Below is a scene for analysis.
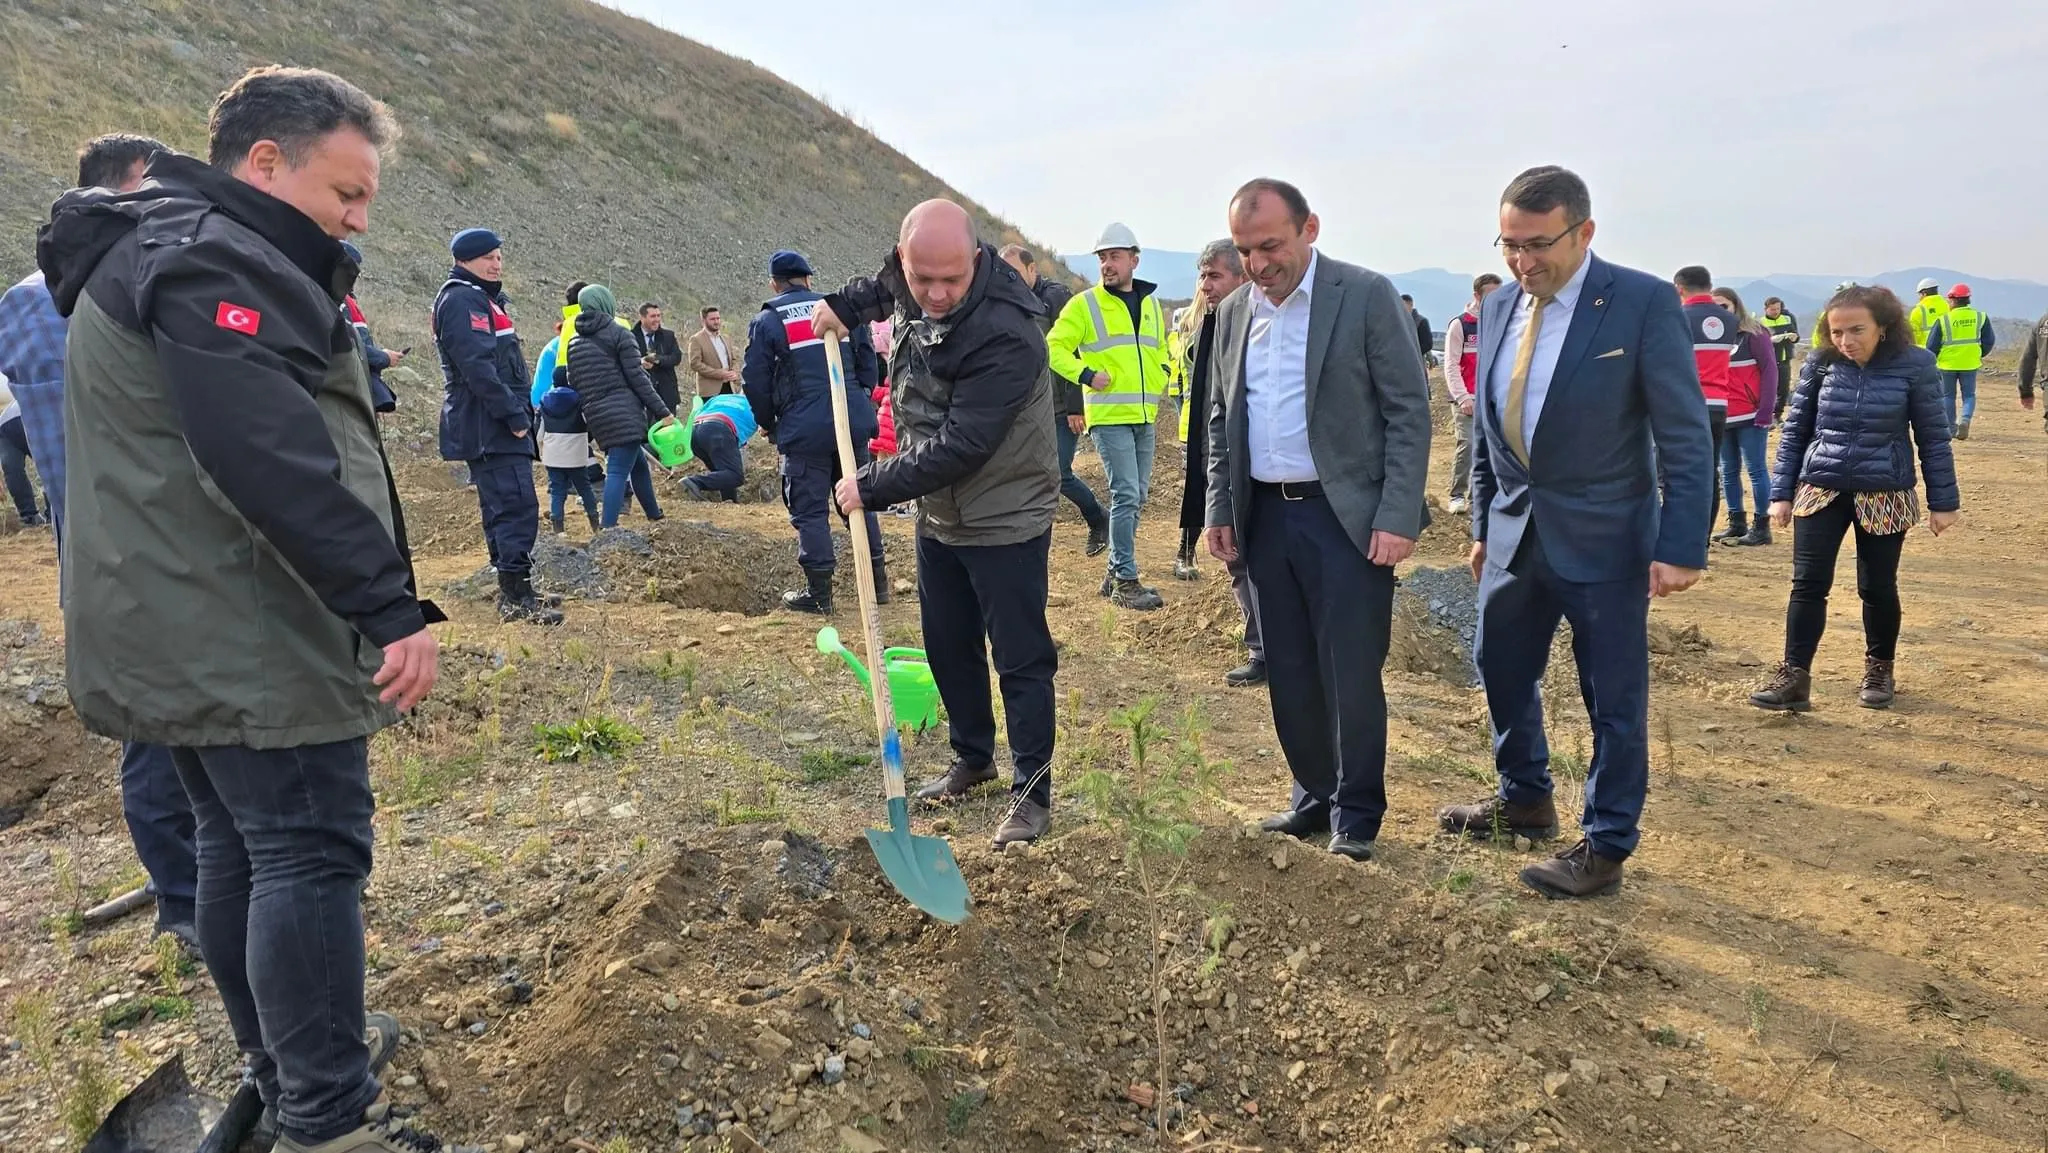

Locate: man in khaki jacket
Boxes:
[687,305,739,398]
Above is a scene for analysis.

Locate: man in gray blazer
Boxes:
[1204,179,1433,861]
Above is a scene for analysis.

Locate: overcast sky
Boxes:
[620,0,2047,280]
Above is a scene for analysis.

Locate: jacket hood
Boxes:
[539,386,582,418]
[1099,278,1160,299]
[573,307,614,337]
[37,185,156,316]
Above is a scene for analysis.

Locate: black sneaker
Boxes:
[1084,522,1108,558]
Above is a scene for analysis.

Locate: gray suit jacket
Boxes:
[1204,252,1433,555]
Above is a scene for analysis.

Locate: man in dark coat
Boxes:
[1001,244,1107,555]
[1178,241,1264,687]
[631,301,685,412]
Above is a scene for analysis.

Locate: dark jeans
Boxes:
[1054,420,1107,529]
[1475,521,1651,860]
[170,739,379,1144]
[1243,487,1393,839]
[917,530,1058,806]
[470,453,539,576]
[691,418,745,500]
[120,742,196,925]
[781,451,881,572]
[545,466,598,523]
[1720,422,1769,517]
[0,416,40,521]
[601,443,660,527]
[1704,406,1727,538]
[1784,492,1905,668]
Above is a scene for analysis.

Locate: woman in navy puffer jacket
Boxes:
[1751,286,1959,713]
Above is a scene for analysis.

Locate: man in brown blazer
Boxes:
[688,305,740,398]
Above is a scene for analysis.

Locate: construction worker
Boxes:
[742,249,886,613]
[1906,277,1950,349]
[1048,223,1172,611]
[1758,296,1799,419]
[1926,284,1995,439]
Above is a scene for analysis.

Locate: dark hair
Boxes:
[701,305,720,318]
[1472,273,1503,293]
[1500,165,1591,223]
[639,302,661,316]
[566,281,589,305]
[1673,266,1713,293]
[1816,285,1913,362]
[1763,296,1784,308]
[77,134,168,189]
[1229,178,1311,230]
[1399,294,1414,303]
[207,66,398,170]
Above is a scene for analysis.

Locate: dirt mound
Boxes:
[606,520,802,616]
[0,620,94,831]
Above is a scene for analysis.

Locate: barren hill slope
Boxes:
[0,0,1059,328]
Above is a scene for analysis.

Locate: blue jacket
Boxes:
[531,335,562,407]
[1770,346,1957,510]
[433,267,533,461]
[741,286,878,459]
[1472,253,1715,581]
[697,392,758,446]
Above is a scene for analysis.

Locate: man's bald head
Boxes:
[898,199,980,319]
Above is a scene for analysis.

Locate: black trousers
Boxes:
[691,418,745,500]
[470,453,538,576]
[1784,492,1905,668]
[917,530,1058,806]
[1243,487,1394,839]
[1705,405,1727,534]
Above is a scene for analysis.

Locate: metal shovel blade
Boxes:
[82,1054,258,1153]
[864,796,970,924]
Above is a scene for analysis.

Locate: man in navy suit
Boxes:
[1438,166,1713,899]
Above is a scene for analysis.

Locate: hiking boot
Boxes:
[585,509,601,532]
[1437,794,1560,842]
[1084,521,1108,558]
[1519,838,1624,899]
[548,512,564,535]
[21,512,49,528]
[275,1099,447,1153]
[496,572,563,626]
[871,560,892,606]
[1737,520,1772,546]
[914,761,998,803]
[1954,418,1970,441]
[993,797,1051,848]
[1749,662,1811,711]
[1173,555,1201,581]
[1110,578,1164,611]
[1224,658,1267,687]
[254,1015,406,1151]
[1099,571,1159,598]
[1858,657,1896,709]
[781,567,834,615]
[1716,510,1748,543]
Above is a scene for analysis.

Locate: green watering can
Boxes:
[646,398,704,469]
[816,627,941,735]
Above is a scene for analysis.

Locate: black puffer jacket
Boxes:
[1031,278,1083,419]
[565,309,671,450]
[1771,345,1957,510]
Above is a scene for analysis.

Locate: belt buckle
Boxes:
[1282,482,1304,502]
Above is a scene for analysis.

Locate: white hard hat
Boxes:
[1092,222,1140,253]
[1916,277,1939,292]
[1835,280,1857,291]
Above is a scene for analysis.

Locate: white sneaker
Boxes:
[1448,497,1470,514]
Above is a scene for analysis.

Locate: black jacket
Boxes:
[740,287,878,459]
[631,324,683,409]
[566,308,672,450]
[1412,310,1433,358]
[1029,278,1083,418]
[433,266,532,461]
[1179,306,1221,531]
[1772,345,1957,509]
[824,244,1058,545]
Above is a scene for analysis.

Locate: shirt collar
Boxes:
[1254,249,1318,313]
[1536,251,1593,311]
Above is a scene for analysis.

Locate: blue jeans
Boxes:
[0,417,41,521]
[546,466,598,523]
[1090,423,1155,581]
[1054,421,1106,529]
[120,743,196,926]
[1719,422,1770,517]
[601,443,660,527]
[170,739,380,1143]
[1940,369,1977,430]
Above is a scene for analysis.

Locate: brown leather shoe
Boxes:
[914,761,998,803]
[992,797,1050,847]
[1749,662,1811,711]
[1519,839,1624,899]
[1437,794,1559,842]
[1858,658,1895,709]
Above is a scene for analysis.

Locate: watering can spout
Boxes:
[815,626,874,691]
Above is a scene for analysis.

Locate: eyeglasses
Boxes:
[1493,221,1585,256]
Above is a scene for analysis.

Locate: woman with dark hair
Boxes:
[1751,286,1959,712]
[1711,286,1777,546]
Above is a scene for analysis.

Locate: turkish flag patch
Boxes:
[470,312,492,332]
[214,302,261,336]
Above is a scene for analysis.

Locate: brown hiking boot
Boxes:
[914,761,998,803]
[1749,662,1811,711]
[1520,838,1624,899]
[1437,794,1559,842]
[275,1100,446,1153]
[992,797,1051,848]
[1858,658,1895,709]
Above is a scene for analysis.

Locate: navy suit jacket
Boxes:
[1471,254,1713,583]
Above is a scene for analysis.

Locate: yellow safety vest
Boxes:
[1934,306,1985,371]
[1047,284,1169,429]
[1907,294,1950,349]
[1758,311,1795,361]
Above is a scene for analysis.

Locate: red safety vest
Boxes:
[1456,310,1480,396]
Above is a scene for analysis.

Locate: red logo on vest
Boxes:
[214,302,261,336]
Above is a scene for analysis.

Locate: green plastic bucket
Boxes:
[815,627,941,734]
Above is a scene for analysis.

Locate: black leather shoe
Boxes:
[914,761,998,803]
[1328,834,1376,861]
[1085,522,1108,557]
[1258,807,1329,839]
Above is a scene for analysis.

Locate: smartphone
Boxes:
[398,346,412,356]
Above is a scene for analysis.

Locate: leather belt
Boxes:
[1253,479,1324,501]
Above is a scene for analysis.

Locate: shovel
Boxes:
[823,336,970,924]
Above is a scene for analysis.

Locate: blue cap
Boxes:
[340,240,362,264]
[769,249,813,278]
[451,228,503,262]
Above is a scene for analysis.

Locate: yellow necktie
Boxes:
[1503,295,1553,466]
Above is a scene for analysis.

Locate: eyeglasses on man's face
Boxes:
[1493,221,1585,256]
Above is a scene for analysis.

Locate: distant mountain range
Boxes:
[1063,253,2048,334]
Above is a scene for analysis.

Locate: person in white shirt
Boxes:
[689,306,740,398]
[0,370,47,527]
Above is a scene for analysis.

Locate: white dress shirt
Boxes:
[1245,250,1319,483]
[1487,252,1593,455]
[711,333,730,369]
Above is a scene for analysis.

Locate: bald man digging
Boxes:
[812,200,1062,847]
